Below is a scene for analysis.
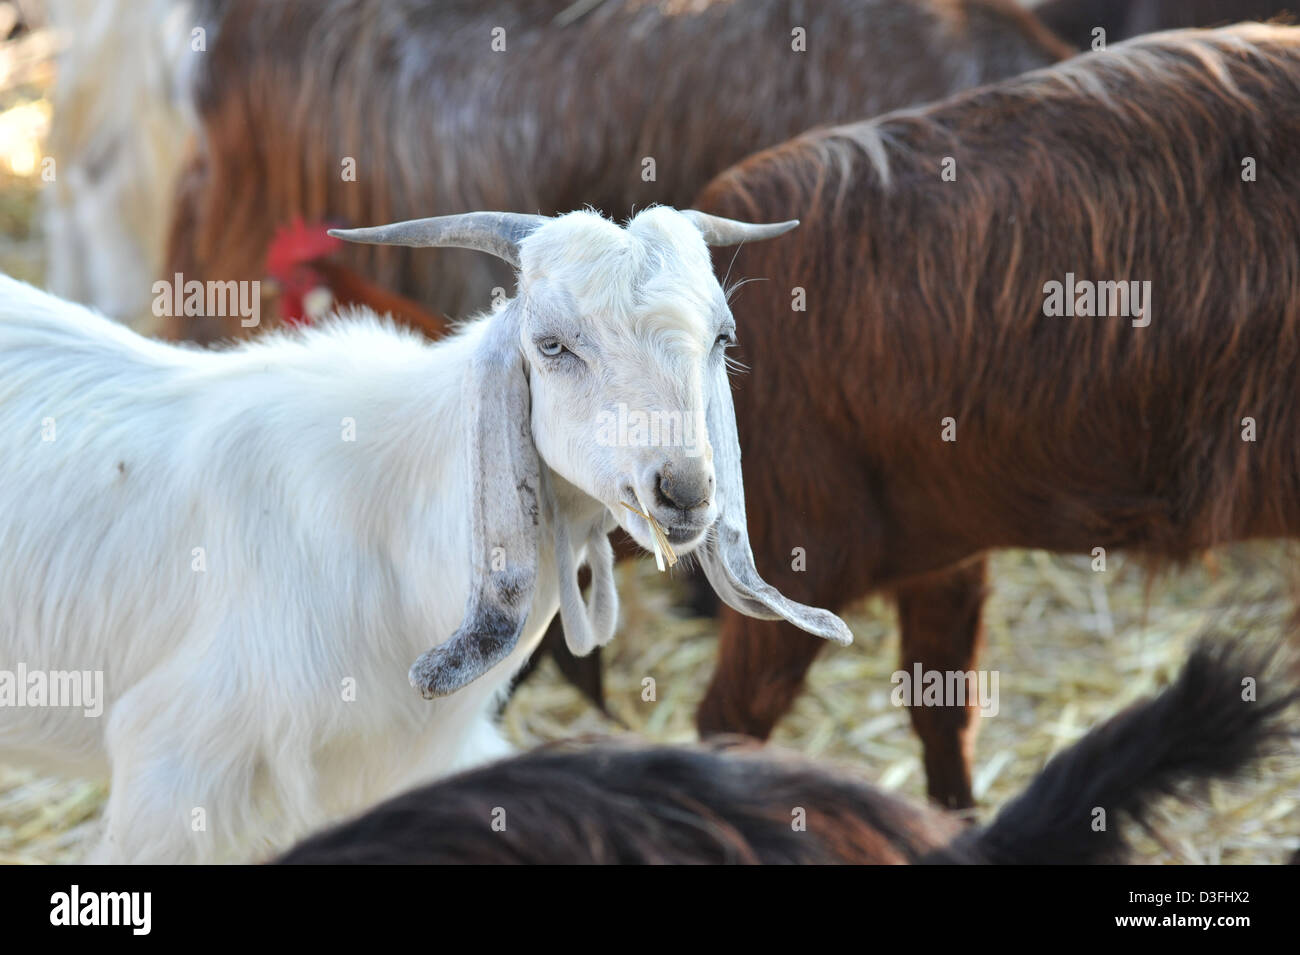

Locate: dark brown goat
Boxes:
[1035,0,1296,51]
[277,640,1297,864]
[164,0,1069,344]
[689,24,1300,808]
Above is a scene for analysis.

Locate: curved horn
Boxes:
[328,212,548,266]
[682,211,799,247]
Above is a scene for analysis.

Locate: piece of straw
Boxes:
[621,495,678,571]
[628,488,665,571]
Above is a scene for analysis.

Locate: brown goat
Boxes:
[689,24,1300,808]
[277,639,1298,864]
[164,0,1070,344]
[1034,0,1296,51]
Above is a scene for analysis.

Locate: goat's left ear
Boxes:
[697,362,854,647]
[408,303,542,698]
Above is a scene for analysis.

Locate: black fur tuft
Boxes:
[948,639,1299,864]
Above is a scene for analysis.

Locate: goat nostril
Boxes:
[654,472,675,510]
[656,470,709,511]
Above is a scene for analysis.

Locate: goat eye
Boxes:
[539,339,565,357]
[715,332,736,348]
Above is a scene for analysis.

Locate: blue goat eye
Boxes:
[539,340,565,357]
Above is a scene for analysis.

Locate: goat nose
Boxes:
[655,466,713,511]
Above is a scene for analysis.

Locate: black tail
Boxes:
[949,639,1299,864]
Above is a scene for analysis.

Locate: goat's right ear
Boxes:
[408,304,542,699]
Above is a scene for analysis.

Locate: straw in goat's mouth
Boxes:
[621,493,678,571]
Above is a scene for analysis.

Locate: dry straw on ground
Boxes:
[503,543,1300,865]
[8,542,1299,864]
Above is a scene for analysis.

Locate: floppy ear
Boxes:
[697,361,854,646]
[582,528,619,649]
[408,303,542,698]
[548,471,619,658]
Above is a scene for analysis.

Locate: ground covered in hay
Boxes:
[505,545,1300,865]
[5,545,1298,864]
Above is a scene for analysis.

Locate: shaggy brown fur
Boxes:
[690,25,1300,807]
[163,0,1069,344]
[1036,0,1296,51]
[277,640,1298,864]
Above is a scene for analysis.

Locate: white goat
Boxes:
[0,206,851,863]
[43,0,197,321]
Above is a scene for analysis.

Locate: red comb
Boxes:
[266,218,343,280]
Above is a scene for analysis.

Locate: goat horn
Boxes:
[682,211,799,246]
[328,212,548,267]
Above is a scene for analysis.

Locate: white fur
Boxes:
[0,208,729,862]
[0,206,853,862]
[518,207,727,551]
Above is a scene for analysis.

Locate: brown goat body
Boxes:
[690,25,1300,807]
[164,0,1069,343]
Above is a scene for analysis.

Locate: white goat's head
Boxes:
[332,207,852,698]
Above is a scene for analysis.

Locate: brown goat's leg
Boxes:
[697,611,826,739]
[895,557,989,810]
